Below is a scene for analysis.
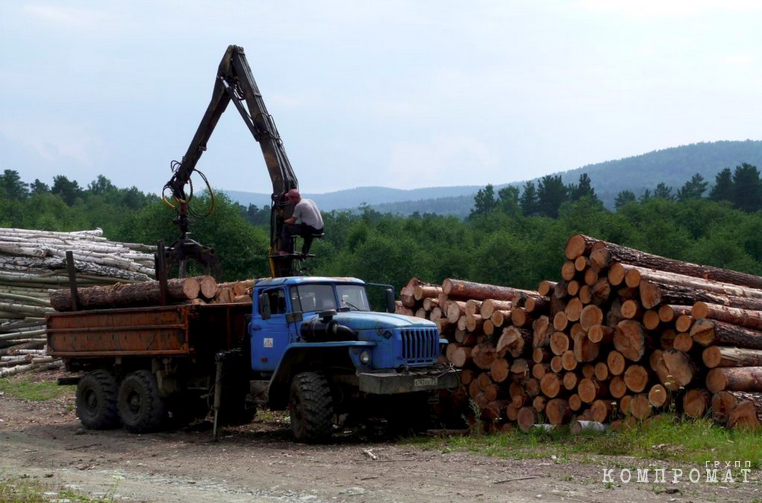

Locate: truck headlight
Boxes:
[359,350,371,365]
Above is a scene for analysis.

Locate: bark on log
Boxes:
[443,279,537,302]
[728,401,762,430]
[414,284,443,301]
[691,318,762,349]
[703,346,762,368]
[570,235,762,289]
[692,302,762,331]
[707,367,762,393]
[49,277,206,311]
[524,296,548,314]
[640,280,762,311]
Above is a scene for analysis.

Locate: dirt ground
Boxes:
[1,375,760,503]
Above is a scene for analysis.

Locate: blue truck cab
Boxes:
[249,276,459,442]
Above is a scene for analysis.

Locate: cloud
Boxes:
[0,119,100,166]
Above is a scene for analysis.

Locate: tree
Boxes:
[614,190,636,210]
[497,185,521,216]
[570,173,597,201]
[732,163,762,213]
[639,189,652,203]
[653,182,674,200]
[677,173,708,201]
[537,175,568,218]
[51,175,83,205]
[87,175,117,196]
[520,181,539,216]
[30,179,49,195]
[470,184,497,218]
[709,168,734,203]
[0,170,28,200]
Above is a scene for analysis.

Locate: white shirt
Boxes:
[293,198,324,229]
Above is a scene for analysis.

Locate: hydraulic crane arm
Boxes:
[162,45,302,278]
[165,45,298,203]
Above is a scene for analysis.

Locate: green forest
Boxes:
[1,165,762,292]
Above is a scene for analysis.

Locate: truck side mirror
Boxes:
[385,288,396,313]
[260,293,271,320]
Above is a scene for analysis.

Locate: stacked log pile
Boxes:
[0,227,157,377]
[399,234,762,431]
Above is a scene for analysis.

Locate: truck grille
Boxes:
[400,328,439,364]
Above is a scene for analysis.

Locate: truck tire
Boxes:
[76,370,120,430]
[117,370,168,433]
[289,372,334,443]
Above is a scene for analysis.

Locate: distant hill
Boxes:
[224,140,762,217]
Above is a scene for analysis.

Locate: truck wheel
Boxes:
[289,372,334,443]
[117,370,167,433]
[76,370,120,429]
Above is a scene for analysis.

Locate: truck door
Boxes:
[251,287,290,372]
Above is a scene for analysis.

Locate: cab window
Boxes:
[289,284,337,313]
[259,288,287,316]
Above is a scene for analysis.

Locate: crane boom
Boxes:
[163,45,304,278]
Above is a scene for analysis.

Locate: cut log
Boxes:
[490,358,510,383]
[525,377,540,396]
[728,401,762,430]
[532,363,550,380]
[538,280,557,297]
[661,349,697,388]
[643,310,660,330]
[545,398,571,425]
[561,261,577,281]
[532,347,551,363]
[683,388,711,418]
[590,246,611,271]
[591,278,612,305]
[414,284,443,301]
[567,280,580,296]
[550,332,570,355]
[623,365,650,393]
[423,297,439,311]
[578,378,607,403]
[483,320,495,336]
[532,315,551,349]
[673,332,693,352]
[450,347,472,368]
[711,391,739,424]
[579,305,603,332]
[630,394,652,420]
[517,406,538,432]
[594,362,609,382]
[660,329,677,350]
[613,320,650,362]
[496,326,532,358]
[607,350,626,376]
[524,296,548,314]
[675,314,693,333]
[198,276,218,300]
[619,394,633,415]
[533,395,548,412]
[606,299,625,327]
[590,400,615,423]
[565,235,598,260]
[490,309,511,328]
[572,235,762,289]
[587,324,614,344]
[471,342,498,369]
[443,279,537,302]
[561,350,578,371]
[460,369,475,385]
[540,373,562,398]
[563,372,579,391]
[691,319,762,349]
[550,356,564,373]
[707,367,762,393]
[465,299,482,317]
[565,298,583,322]
[480,299,513,319]
[640,280,762,311]
[553,312,568,332]
[648,384,668,408]
[609,376,627,398]
[510,308,529,327]
[620,300,643,320]
[573,335,600,363]
[466,314,484,333]
[578,285,592,305]
[658,304,691,323]
[49,276,208,311]
[574,255,590,272]
[692,303,762,331]
[703,346,762,368]
[447,301,467,323]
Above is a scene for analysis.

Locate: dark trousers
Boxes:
[282,223,322,254]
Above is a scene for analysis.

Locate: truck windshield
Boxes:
[336,285,370,311]
[290,284,337,313]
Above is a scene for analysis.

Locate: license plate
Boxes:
[414,377,437,388]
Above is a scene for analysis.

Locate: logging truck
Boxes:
[47,277,458,442]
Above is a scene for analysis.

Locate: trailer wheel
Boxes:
[76,370,120,430]
[289,372,334,443]
[117,370,167,433]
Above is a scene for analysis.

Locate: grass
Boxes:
[0,477,115,503]
[406,414,762,469]
[0,377,74,401]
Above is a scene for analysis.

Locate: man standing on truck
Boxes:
[280,189,324,256]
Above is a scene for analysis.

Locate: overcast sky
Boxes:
[1,1,761,195]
